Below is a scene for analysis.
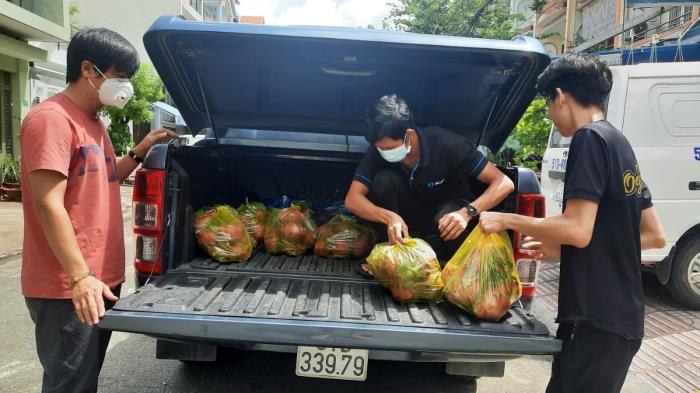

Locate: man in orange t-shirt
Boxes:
[21,28,175,393]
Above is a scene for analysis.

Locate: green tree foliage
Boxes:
[530,0,548,12]
[103,64,165,155]
[383,1,550,171]
[510,98,552,170]
[384,0,523,39]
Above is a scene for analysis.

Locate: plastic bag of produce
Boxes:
[264,204,318,256]
[194,205,253,262]
[237,200,269,248]
[442,225,522,321]
[366,238,444,303]
[314,215,376,259]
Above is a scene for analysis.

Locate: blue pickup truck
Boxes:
[101,15,561,385]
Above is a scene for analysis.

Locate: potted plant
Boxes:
[0,156,5,200]
[1,155,21,201]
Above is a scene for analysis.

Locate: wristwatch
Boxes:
[69,270,96,289]
[466,204,479,218]
[128,149,144,164]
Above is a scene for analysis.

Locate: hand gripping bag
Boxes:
[366,238,444,303]
[442,225,522,321]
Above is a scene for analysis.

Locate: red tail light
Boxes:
[515,194,546,298]
[133,169,165,276]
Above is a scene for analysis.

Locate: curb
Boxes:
[0,249,22,261]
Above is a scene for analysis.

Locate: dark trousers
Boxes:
[546,322,642,393]
[25,285,121,393]
[368,169,476,261]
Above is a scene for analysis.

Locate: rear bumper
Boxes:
[100,311,561,356]
[157,339,526,363]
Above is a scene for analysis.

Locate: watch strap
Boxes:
[128,149,144,163]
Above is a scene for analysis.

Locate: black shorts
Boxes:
[546,322,642,393]
[25,285,121,393]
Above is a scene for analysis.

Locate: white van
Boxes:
[541,61,700,310]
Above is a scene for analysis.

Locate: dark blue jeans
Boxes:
[25,285,121,393]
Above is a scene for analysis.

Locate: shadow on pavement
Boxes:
[99,334,477,393]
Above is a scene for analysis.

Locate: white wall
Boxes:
[581,0,617,43]
[72,0,185,64]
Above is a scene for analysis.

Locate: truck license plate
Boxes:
[295,346,368,381]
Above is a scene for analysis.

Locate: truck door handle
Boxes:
[690,181,700,190]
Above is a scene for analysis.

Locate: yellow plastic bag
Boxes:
[366,238,444,303]
[442,225,521,321]
[194,205,253,262]
[264,204,318,256]
[314,215,376,259]
[237,200,269,248]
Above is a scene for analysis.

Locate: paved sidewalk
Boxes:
[537,262,700,392]
[0,200,23,258]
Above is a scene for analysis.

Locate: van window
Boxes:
[549,126,571,148]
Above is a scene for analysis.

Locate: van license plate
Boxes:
[296,346,368,381]
[553,183,565,203]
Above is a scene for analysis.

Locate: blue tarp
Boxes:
[592,42,700,64]
[628,0,700,5]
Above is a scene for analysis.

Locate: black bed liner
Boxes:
[113,252,549,335]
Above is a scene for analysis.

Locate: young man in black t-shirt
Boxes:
[345,94,515,261]
[480,55,667,393]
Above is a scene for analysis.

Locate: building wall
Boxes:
[72,0,184,64]
[580,0,616,42]
[0,1,69,156]
[524,0,699,54]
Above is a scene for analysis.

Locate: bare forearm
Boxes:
[640,208,666,250]
[35,202,89,277]
[116,156,138,183]
[345,194,393,226]
[471,175,514,213]
[116,144,147,183]
[503,214,582,247]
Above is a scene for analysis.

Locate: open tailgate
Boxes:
[102,252,560,355]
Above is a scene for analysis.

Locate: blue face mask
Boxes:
[377,134,412,163]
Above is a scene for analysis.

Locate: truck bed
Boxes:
[102,251,560,356]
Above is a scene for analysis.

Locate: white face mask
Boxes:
[88,65,134,109]
[377,134,412,163]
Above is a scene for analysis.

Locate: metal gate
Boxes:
[0,71,12,156]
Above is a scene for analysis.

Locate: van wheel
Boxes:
[666,235,700,310]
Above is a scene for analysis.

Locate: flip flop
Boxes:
[357,263,373,278]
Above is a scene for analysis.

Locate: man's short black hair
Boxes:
[365,94,414,144]
[536,54,613,110]
[66,28,139,83]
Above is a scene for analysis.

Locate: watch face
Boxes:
[467,205,478,217]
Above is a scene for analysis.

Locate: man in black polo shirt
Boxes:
[344,94,515,260]
[479,55,667,393]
